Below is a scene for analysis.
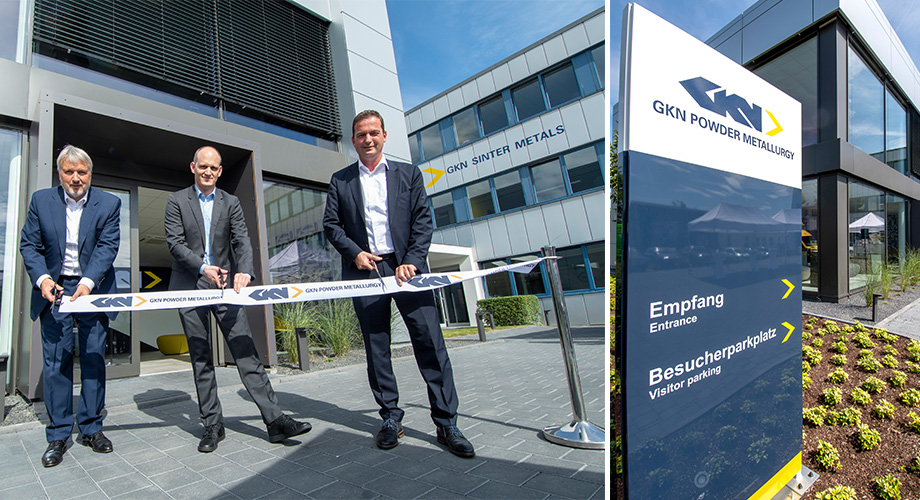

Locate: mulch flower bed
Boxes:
[803,314,920,499]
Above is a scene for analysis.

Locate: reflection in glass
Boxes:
[564,146,602,193]
[494,170,526,212]
[481,259,512,297]
[887,194,907,266]
[848,181,885,291]
[419,123,443,160]
[263,180,337,285]
[802,180,818,292]
[431,192,456,227]
[511,255,545,295]
[467,180,495,219]
[531,160,566,202]
[409,133,421,164]
[591,45,604,88]
[557,247,590,291]
[453,107,479,147]
[885,92,907,174]
[847,47,884,160]
[0,1,20,61]
[543,63,580,108]
[585,242,604,289]
[512,79,546,121]
[753,37,818,146]
[479,95,508,136]
[98,188,132,366]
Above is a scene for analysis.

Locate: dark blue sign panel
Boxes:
[622,151,801,498]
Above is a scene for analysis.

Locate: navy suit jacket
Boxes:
[20,186,121,321]
[323,160,433,280]
[164,186,255,291]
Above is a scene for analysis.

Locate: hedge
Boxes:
[476,295,543,326]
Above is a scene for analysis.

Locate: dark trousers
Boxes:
[178,276,283,427]
[352,257,459,428]
[40,275,108,442]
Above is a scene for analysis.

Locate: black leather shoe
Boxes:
[267,414,312,443]
[42,440,66,467]
[81,431,113,453]
[198,423,225,453]
[437,425,475,458]
[375,419,403,450]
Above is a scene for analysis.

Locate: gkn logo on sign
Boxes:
[679,77,783,137]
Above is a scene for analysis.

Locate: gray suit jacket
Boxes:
[164,185,255,291]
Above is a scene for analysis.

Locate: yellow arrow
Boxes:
[134,296,148,307]
[422,167,446,189]
[781,322,795,343]
[144,271,162,289]
[290,286,303,299]
[781,279,794,299]
[765,110,783,136]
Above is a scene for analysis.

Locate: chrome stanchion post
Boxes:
[539,246,605,449]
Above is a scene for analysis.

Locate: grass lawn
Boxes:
[441,325,522,339]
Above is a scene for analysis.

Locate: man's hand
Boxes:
[354,251,383,271]
[233,273,250,293]
[395,264,418,286]
[70,284,91,301]
[203,265,229,288]
[40,278,63,303]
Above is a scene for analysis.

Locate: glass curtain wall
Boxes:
[887,194,907,266]
[802,180,818,292]
[885,92,908,174]
[0,128,22,361]
[848,181,885,290]
[753,37,818,146]
[848,47,885,161]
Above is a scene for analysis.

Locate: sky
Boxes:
[385,0,604,111]
[608,0,920,104]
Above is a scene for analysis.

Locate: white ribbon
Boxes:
[58,258,545,313]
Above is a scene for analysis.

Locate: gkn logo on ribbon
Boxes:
[651,76,795,161]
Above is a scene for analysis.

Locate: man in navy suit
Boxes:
[20,146,121,467]
[323,110,474,458]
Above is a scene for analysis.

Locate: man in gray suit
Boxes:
[165,145,311,453]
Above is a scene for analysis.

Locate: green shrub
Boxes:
[863,376,886,394]
[828,368,849,384]
[803,360,812,373]
[882,354,899,369]
[907,339,920,353]
[824,321,841,334]
[802,330,812,342]
[854,321,868,332]
[823,387,843,406]
[273,302,317,365]
[827,407,861,426]
[850,387,872,406]
[858,349,873,359]
[803,346,822,366]
[874,400,896,419]
[889,370,908,387]
[908,412,920,433]
[856,423,881,450]
[830,354,847,366]
[906,361,920,374]
[882,344,898,357]
[814,485,856,500]
[909,453,920,473]
[476,295,542,326]
[853,332,876,348]
[857,355,882,373]
[313,298,362,357]
[803,373,812,390]
[815,440,841,471]
[909,351,920,363]
[811,337,823,348]
[803,407,826,427]
[900,389,920,407]
[830,341,848,354]
[873,474,901,500]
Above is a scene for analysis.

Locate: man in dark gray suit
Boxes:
[323,110,474,458]
[165,145,310,453]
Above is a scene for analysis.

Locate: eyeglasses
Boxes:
[196,165,220,172]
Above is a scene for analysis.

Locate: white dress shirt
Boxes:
[195,185,215,275]
[358,156,395,255]
[36,190,96,291]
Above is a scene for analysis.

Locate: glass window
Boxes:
[591,45,604,88]
[585,242,604,289]
[419,123,443,160]
[887,194,907,266]
[409,133,421,164]
[479,95,508,136]
[511,255,545,295]
[848,181,885,291]
[467,180,495,219]
[453,107,479,147]
[848,46,884,160]
[431,192,456,227]
[754,37,818,146]
[481,260,513,297]
[543,63,581,108]
[531,159,566,202]
[512,79,546,121]
[802,179,818,292]
[0,2,20,62]
[563,146,602,193]
[557,247,591,291]
[493,170,526,212]
[885,91,907,174]
[262,180,337,284]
